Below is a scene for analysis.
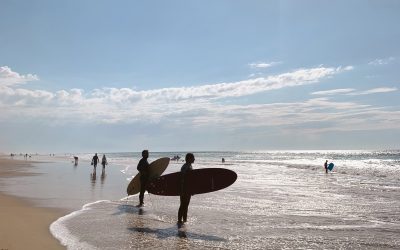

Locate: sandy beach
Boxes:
[0,157,65,250]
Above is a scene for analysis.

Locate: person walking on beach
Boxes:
[178,153,195,225]
[324,160,328,174]
[137,150,150,206]
[74,156,79,166]
[101,154,108,170]
[91,153,99,169]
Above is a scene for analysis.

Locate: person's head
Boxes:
[103,154,105,157]
[185,153,195,164]
[142,150,149,159]
[95,153,97,156]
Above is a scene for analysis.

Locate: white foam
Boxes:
[50,200,111,250]
[120,194,138,201]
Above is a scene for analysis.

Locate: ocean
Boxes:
[1,150,400,249]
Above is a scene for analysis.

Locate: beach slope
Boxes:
[0,158,65,250]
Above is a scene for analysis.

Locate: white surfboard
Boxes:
[126,157,170,195]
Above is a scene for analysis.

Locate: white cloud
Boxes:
[249,61,281,69]
[368,57,395,66]
[347,87,398,96]
[186,97,400,133]
[7,66,400,135]
[311,88,355,95]
[344,66,354,70]
[0,66,39,87]
[312,87,397,96]
[1,65,343,106]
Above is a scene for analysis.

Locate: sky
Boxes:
[1,0,399,153]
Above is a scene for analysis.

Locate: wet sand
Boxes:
[0,157,65,250]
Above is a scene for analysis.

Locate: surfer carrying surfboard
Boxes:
[137,150,150,206]
[178,153,195,225]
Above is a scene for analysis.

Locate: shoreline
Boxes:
[0,157,66,249]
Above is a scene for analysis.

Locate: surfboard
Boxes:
[147,168,237,196]
[328,162,334,171]
[126,157,170,195]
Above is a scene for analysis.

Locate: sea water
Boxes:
[1,150,400,249]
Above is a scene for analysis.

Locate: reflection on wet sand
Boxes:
[127,226,226,242]
[90,169,97,190]
[101,168,106,186]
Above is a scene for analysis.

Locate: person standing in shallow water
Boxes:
[324,160,328,174]
[137,150,150,206]
[178,153,195,225]
[92,153,99,170]
[101,154,108,170]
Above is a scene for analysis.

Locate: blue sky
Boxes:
[1,0,399,153]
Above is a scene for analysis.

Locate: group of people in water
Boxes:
[90,153,108,182]
[91,153,108,170]
[136,150,194,225]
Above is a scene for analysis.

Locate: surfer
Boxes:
[101,154,108,169]
[178,153,195,225]
[324,160,328,174]
[137,150,150,206]
[91,153,99,169]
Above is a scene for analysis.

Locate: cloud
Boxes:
[0,66,39,87]
[347,87,398,96]
[311,87,397,96]
[249,61,281,69]
[368,57,395,66]
[0,65,347,106]
[6,66,400,135]
[311,88,355,95]
[187,97,400,133]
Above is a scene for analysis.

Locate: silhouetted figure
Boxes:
[324,160,328,174]
[222,158,225,163]
[91,153,99,170]
[74,156,79,166]
[137,150,150,206]
[171,155,181,162]
[101,154,108,170]
[178,153,195,225]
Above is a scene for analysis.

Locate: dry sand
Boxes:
[0,157,65,250]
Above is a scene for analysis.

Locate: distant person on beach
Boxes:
[222,158,225,163]
[137,150,150,206]
[91,153,99,169]
[324,160,328,174]
[74,156,79,166]
[178,153,195,225]
[171,155,180,162]
[101,154,108,169]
